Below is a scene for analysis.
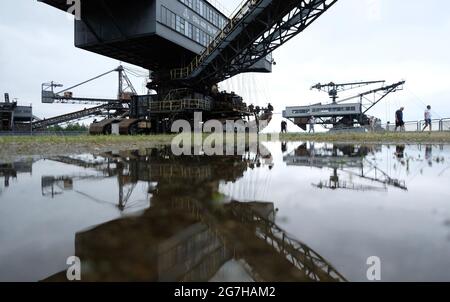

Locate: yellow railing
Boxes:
[149,99,212,112]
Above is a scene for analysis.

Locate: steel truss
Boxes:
[32,103,125,130]
[338,81,406,115]
[172,0,338,86]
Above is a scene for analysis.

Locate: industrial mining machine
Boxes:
[37,0,339,134]
[283,80,406,132]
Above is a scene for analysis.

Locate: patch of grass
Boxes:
[0,134,176,145]
[1,132,450,162]
[0,134,178,162]
[2,131,450,147]
[275,131,450,143]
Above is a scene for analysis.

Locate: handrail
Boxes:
[148,99,212,113]
[170,0,262,81]
[206,0,231,17]
[382,118,450,132]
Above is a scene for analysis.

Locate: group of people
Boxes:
[279,106,434,134]
[248,103,274,115]
[394,105,433,132]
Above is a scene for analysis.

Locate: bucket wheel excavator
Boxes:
[39,0,339,134]
[283,80,405,132]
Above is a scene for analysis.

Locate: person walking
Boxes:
[281,120,288,134]
[423,105,432,132]
[395,107,405,132]
[309,116,315,134]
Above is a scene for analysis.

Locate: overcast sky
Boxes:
[1,0,449,132]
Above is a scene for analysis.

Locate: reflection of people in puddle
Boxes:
[425,145,433,166]
[310,142,316,158]
[281,142,287,153]
[395,145,406,159]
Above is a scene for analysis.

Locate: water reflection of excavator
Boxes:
[0,160,34,195]
[43,147,345,282]
[284,143,408,191]
[41,155,145,211]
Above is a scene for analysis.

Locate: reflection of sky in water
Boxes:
[220,142,450,282]
[0,158,151,281]
[0,143,449,282]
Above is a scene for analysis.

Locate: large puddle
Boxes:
[1,142,450,282]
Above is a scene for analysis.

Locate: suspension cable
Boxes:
[56,68,119,94]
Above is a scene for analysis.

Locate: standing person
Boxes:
[281,120,288,134]
[369,116,375,132]
[395,145,406,160]
[281,141,287,153]
[395,107,405,132]
[425,144,433,166]
[423,105,432,132]
[309,116,315,134]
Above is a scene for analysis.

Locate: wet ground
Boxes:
[1,142,450,282]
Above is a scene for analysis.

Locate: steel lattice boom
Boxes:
[171,0,338,86]
[32,103,125,130]
[38,0,339,134]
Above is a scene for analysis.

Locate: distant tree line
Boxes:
[47,123,89,132]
